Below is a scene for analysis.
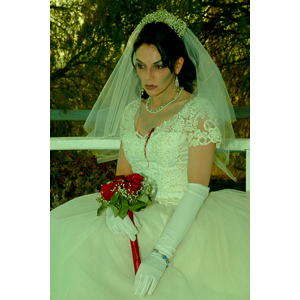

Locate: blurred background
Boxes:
[50,0,250,209]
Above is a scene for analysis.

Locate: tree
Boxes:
[50,0,249,139]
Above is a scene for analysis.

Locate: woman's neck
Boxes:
[150,79,177,107]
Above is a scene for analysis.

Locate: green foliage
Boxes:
[210,177,245,192]
[50,0,250,137]
[50,120,86,137]
[233,118,250,139]
[50,150,117,209]
[96,199,108,216]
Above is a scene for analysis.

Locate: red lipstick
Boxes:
[145,84,157,90]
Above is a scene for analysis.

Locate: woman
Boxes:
[51,10,250,299]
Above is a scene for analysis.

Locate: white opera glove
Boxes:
[106,207,141,241]
[134,183,209,297]
[134,252,166,297]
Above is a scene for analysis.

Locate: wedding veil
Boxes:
[84,10,237,181]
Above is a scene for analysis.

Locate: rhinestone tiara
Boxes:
[139,10,187,38]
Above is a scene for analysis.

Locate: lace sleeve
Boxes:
[186,98,223,148]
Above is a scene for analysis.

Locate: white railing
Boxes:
[50,137,250,192]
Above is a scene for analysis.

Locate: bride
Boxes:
[51,10,250,299]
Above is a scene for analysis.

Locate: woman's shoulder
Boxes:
[120,99,140,134]
[179,94,208,113]
[188,94,210,107]
[187,95,217,111]
[179,95,219,123]
[123,98,140,115]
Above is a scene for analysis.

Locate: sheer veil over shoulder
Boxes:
[84,10,236,180]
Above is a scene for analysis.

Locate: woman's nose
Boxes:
[146,68,154,80]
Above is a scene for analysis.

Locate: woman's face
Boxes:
[135,44,175,98]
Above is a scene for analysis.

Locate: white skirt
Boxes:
[50,189,250,299]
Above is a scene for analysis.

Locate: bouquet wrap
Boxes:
[127,210,141,274]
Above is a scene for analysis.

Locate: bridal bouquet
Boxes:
[96,173,153,218]
[96,173,153,273]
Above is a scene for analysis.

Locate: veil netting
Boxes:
[83,12,237,181]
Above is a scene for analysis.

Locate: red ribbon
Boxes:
[144,128,155,167]
[127,210,141,274]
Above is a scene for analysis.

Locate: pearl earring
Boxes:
[174,75,180,92]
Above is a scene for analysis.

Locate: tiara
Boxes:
[139,10,187,38]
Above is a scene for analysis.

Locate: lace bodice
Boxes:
[120,97,222,205]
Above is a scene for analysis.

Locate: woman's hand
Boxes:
[134,252,166,297]
[105,207,141,241]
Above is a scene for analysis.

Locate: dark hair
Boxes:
[131,22,196,97]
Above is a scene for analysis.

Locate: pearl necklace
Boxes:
[146,87,184,114]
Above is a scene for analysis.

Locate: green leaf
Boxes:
[137,194,148,204]
[134,205,147,212]
[97,202,107,216]
[110,193,120,205]
[119,196,129,219]
[110,204,120,217]
[129,201,146,212]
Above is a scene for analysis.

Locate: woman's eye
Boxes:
[137,63,145,69]
[155,65,164,69]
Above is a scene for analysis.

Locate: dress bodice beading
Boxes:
[120,97,223,206]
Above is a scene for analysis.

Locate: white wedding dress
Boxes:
[50,97,250,299]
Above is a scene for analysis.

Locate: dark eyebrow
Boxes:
[136,58,163,65]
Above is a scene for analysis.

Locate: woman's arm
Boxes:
[116,142,133,176]
[134,143,216,297]
[105,143,138,241]
[187,142,216,186]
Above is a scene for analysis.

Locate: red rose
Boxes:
[114,175,126,181]
[128,173,144,182]
[100,181,118,201]
[114,175,126,188]
[125,173,144,195]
